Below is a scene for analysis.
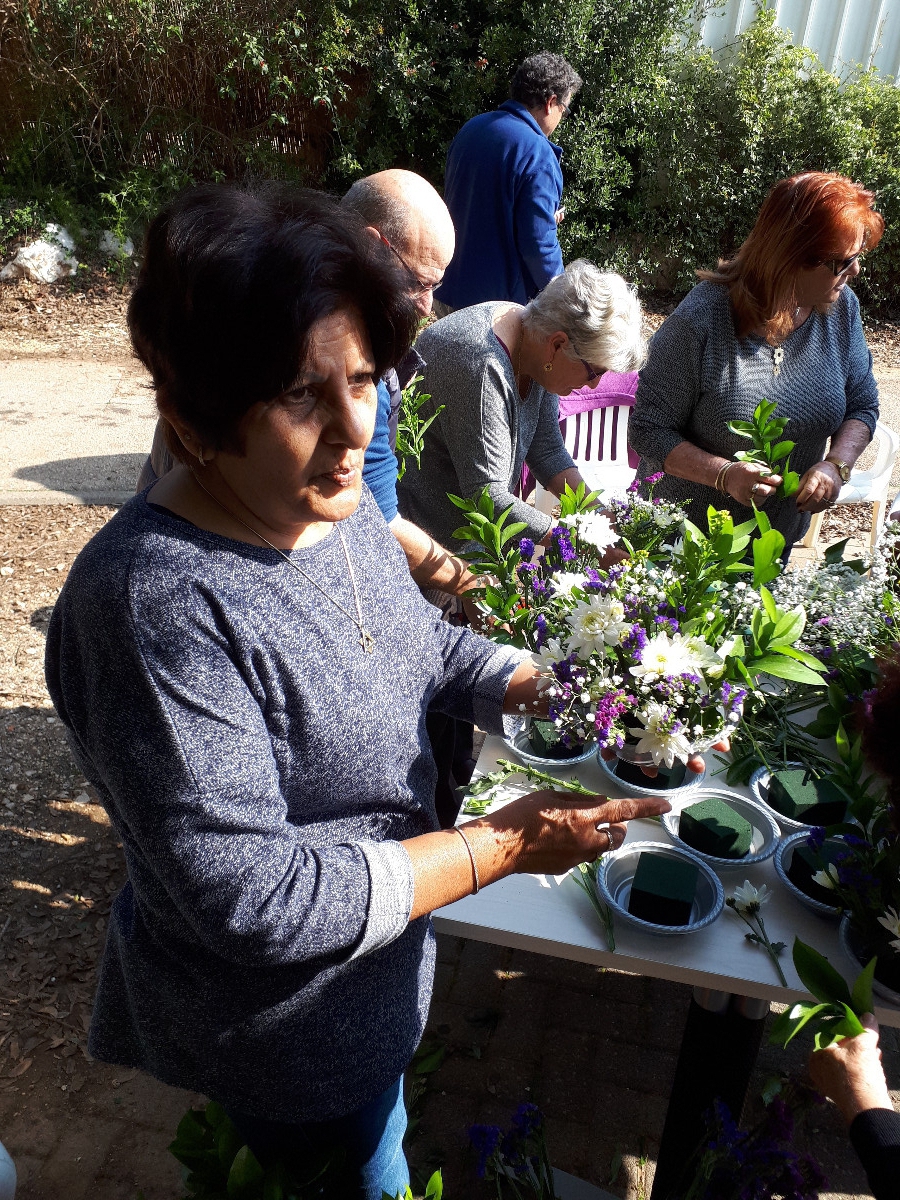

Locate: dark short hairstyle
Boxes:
[128,183,418,456]
[510,51,582,109]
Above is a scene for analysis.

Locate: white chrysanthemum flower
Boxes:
[630,632,695,681]
[531,637,568,676]
[568,511,617,551]
[682,635,724,676]
[626,702,691,767]
[732,881,770,914]
[878,906,900,938]
[551,571,586,598]
[812,864,840,891]
[566,595,629,657]
[661,537,685,557]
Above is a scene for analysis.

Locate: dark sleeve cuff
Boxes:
[849,1107,900,1200]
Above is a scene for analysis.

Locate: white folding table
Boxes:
[434,735,900,1197]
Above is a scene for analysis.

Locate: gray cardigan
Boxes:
[628,282,879,546]
[396,303,575,546]
[45,488,524,1122]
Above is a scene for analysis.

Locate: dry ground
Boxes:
[0,271,897,1198]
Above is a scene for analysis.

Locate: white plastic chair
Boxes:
[799,419,900,551]
[533,403,637,514]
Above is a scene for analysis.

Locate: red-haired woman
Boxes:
[629,172,883,552]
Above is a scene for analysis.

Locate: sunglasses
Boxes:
[823,248,865,276]
[579,357,604,383]
[379,234,441,298]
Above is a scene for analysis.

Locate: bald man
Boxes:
[340,170,474,598]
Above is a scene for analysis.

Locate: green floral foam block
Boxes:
[628,853,698,926]
[680,797,752,859]
[767,770,848,826]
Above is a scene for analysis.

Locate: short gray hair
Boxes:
[523,260,646,374]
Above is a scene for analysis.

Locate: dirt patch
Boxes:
[0,267,134,362]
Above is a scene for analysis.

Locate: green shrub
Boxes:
[3,0,900,306]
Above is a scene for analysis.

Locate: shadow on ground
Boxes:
[14,456,145,500]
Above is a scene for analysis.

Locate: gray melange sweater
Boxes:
[396,302,575,547]
[44,488,524,1122]
[628,282,879,547]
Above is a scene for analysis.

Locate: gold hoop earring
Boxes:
[543,362,553,373]
[197,447,206,467]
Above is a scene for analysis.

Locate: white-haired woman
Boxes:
[396,259,645,548]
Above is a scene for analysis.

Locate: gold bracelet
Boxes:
[717,461,737,495]
[455,826,480,894]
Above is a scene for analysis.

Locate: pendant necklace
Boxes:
[190,470,375,653]
[772,307,802,378]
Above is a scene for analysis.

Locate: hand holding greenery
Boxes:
[727,399,800,500]
[770,938,875,1050]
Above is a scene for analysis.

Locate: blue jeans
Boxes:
[225,1077,409,1200]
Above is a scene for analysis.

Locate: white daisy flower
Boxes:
[630,632,695,681]
[551,571,586,598]
[732,881,770,914]
[566,596,629,657]
[626,702,691,768]
[812,864,840,890]
[531,637,568,676]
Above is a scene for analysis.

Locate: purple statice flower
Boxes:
[511,1101,543,1139]
[535,613,548,649]
[654,615,680,634]
[516,562,538,582]
[584,568,604,591]
[468,1124,502,1178]
[646,471,664,485]
[805,826,826,852]
[518,536,535,559]
[532,578,549,598]
[620,624,648,657]
[814,616,832,627]
[823,668,841,683]
[550,526,576,562]
[594,688,635,746]
[720,681,747,713]
[626,476,641,494]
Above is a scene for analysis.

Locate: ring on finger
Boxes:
[750,482,761,496]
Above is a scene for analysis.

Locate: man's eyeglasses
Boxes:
[823,249,865,276]
[379,234,440,298]
[579,357,604,383]
[556,97,571,117]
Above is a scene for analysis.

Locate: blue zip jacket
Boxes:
[437,100,564,308]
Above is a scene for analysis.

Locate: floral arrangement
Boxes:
[452,486,823,766]
[468,1103,558,1199]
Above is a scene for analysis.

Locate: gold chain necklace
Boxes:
[190,470,375,653]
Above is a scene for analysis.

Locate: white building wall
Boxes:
[696,0,900,78]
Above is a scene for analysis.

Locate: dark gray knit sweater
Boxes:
[396,302,575,546]
[44,488,523,1122]
[628,282,879,546]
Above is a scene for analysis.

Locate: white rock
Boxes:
[0,223,78,283]
[98,229,134,258]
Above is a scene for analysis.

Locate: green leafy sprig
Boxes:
[395,374,443,481]
[727,399,800,500]
[770,938,875,1050]
[571,859,616,951]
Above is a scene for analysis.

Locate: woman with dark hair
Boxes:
[44,183,666,1199]
[629,172,883,552]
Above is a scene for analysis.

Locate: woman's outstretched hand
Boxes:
[808,1013,894,1125]
[482,789,670,877]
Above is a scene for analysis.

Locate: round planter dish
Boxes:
[774,831,843,919]
[596,839,724,937]
[503,719,596,769]
[597,748,706,798]
[749,764,825,835]
[840,917,900,1007]
[661,788,779,871]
